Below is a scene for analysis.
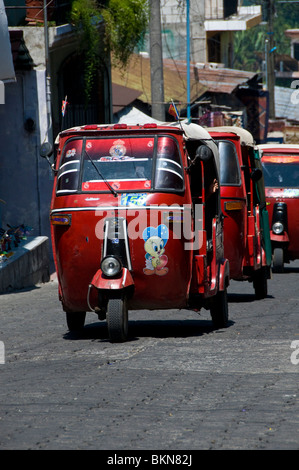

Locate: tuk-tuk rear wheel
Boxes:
[210,288,228,329]
[107,297,128,343]
[66,311,86,332]
[253,266,268,299]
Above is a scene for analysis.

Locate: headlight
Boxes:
[272,222,284,234]
[101,256,122,277]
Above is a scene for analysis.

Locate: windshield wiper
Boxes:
[84,150,118,197]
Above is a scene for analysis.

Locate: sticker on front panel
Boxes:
[120,193,147,207]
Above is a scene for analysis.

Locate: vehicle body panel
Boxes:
[209,127,271,288]
[259,144,299,263]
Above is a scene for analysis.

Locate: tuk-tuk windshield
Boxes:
[262,161,299,188]
[57,135,184,193]
[82,136,154,191]
[218,141,241,186]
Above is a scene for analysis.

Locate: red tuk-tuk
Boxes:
[258,144,299,272]
[208,127,272,298]
[40,121,230,342]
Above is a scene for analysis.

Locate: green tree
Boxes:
[233,0,299,72]
[70,0,102,104]
[70,0,149,103]
[101,0,149,67]
[233,27,266,71]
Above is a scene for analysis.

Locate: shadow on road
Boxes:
[274,265,299,274]
[227,292,274,303]
[63,318,234,342]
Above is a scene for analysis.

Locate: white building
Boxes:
[154,0,262,66]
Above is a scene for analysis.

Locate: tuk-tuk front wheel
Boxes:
[273,247,284,273]
[210,288,228,329]
[107,297,128,343]
[66,311,86,332]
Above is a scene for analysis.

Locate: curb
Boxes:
[0,236,50,293]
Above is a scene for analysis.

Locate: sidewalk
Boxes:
[0,236,50,293]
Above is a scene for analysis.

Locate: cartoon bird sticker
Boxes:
[143,224,169,276]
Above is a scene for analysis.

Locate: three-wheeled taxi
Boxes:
[258,144,299,272]
[208,127,272,298]
[41,121,230,342]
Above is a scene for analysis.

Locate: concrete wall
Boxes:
[0,236,50,293]
[0,69,54,267]
[205,0,224,20]
[158,0,206,63]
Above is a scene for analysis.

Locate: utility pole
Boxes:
[266,0,276,119]
[149,0,165,121]
[43,0,52,142]
[186,0,191,121]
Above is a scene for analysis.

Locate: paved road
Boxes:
[0,262,298,452]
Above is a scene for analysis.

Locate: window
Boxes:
[218,140,241,186]
[262,162,299,188]
[56,139,82,194]
[56,134,184,194]
[154,136,184,191]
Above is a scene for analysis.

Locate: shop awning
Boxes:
[0,0,15,83]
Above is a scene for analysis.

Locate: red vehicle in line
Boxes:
[40,121,230,342]
[208,127,272,298]
[258,144,299,272]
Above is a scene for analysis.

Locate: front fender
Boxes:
[218,258,230,291]
[271,232,289,243]
[91,268,134,290]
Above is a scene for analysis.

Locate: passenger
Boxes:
[207,178,219,200]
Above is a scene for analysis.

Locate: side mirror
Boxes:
[40,142,53,158]
[195,144,213,162]
[250,168,262,182]
[39,142,57,172]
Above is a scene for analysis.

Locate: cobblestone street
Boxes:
[0,262,298,451]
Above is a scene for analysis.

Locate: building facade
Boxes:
[151,0,262,67]
[0,1,112,269]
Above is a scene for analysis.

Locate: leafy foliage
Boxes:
[70,0,149,103]
[233,0,299,72]
[101,0,149,67]
[233,27,266,71]
[70,0,103,103]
